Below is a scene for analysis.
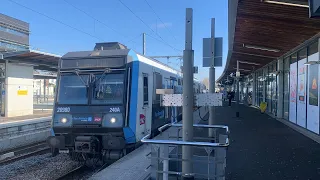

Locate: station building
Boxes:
[218,0,320,136]
[0,13,59,117]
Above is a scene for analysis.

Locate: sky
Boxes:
[0,0,228,81]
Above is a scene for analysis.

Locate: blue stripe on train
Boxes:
[123,60,139,144]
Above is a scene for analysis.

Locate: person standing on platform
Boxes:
[227,91,232,107]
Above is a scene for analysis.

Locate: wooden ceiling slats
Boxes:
[221,0,320,80]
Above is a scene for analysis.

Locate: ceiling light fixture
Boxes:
[233,67,251,72]
[243,44,280,52]
[264,0,309,8]
[237,60,261,66]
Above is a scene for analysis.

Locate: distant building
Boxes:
[0,13,29,52]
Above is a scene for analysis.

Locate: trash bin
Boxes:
[260,102,267,113]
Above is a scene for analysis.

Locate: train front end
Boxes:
[47,43,131,161]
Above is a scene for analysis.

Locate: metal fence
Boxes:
[33,95,54,111]
[142,123,229,180]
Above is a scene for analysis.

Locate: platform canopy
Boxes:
[217,0,320,84]
[0,49,61,71]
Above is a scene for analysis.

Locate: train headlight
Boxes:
[103,113,123,127]
[54,114,72,127]
[60,117,68,123]
[110,117,116,124]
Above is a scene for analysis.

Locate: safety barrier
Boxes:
[142,123,229,180]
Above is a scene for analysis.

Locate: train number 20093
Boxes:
[57,107,71,113]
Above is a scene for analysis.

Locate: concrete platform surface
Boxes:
[213,103,320,180]
[0,110,52,124]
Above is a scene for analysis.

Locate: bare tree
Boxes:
[202,78,209,90]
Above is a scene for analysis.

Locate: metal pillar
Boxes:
[277,59,284,118]
[4,60,8,117]
[182,8,194,179]
[209,18,216,138]
[236,61,240,117]
[143,33,146,55]
[43,79,46,103]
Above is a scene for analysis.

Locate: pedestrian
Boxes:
[227,91,232,106]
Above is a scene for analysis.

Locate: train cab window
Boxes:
[92,73,124,104]
[58,74,89,104]
[143,74,148,105]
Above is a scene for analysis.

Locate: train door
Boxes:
[151,72,165,132]
[140,73,150,136]
[164,78,171,122]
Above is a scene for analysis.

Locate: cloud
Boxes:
[151,22,172,29]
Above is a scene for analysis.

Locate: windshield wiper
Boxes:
[94,68,112,83]
[74,69,88,87]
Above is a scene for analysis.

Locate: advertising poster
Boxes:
[297,59,307,127]
[309,65,318,106]
[289,63,297,124]
[307,53,320,134]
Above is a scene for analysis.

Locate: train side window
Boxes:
[143,74,148,105]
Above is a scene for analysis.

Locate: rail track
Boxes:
[55,162,110,180]
[0,141,50,165]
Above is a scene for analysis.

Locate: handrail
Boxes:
[170,123,229,133]
[141,123,230,148]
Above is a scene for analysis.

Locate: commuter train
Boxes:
[47,42,205,162]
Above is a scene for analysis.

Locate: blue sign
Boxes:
[73,116,93,122]
[2,90,4,95]
[310,0,320,17]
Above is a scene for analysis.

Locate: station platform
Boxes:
[89,107,208,180]
[0,110,51,124]
[90,103,320,180]
[216,103,320,179]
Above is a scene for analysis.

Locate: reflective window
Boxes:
[257,70,264,106]
[298,48,307,60]
[0,25,28,37]
[283,57,290,120]
[92,73,124,105]
[0,41,28,51]
[58,74,89,104]
[290,53,298,64]
[271,62,278,116]
[308,41,318,56]
[143,74,149,105]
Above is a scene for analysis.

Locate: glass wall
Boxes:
[0,25,28,37]
[271,62,278,116]
[246,38,320,134]
[283,57,290,119]
[257,70,264,106]
[266,65,272,113]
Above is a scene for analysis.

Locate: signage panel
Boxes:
[297,59,307,127]
[307,52,320,134]
[309,0,320,18]
[202,37,223,67]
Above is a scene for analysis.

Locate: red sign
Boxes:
[140,114,145,125]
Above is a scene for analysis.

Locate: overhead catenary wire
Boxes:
[143,0,177,41]
[7,0,103,41]
[62,0,140,46]
[117,0,181,53]
[145,33,181,52]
